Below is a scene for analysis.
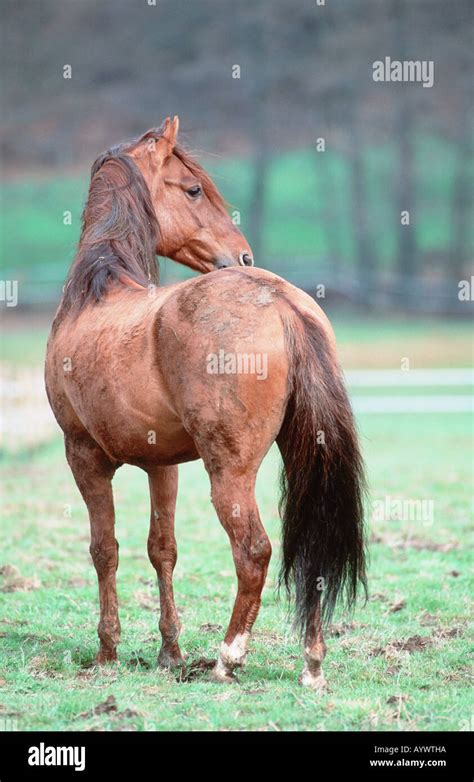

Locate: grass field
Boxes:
[0,320,472,732]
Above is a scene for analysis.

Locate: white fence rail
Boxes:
[346,369,474,386]
[347,368,473,414]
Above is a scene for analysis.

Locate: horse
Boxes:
[45,116,366,690]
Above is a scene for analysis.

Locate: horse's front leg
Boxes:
[209,472,272,683]
[65,435,120,663]
[147,465,184,669]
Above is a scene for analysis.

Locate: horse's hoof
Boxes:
[299,670,327,692]
[209,664,238,685]
[157,648,186,670]
[95,650,118,665]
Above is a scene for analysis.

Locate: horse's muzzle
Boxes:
[215,253,254,270]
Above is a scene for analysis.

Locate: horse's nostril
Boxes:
[240,252,253,267]
[215,258,230,270]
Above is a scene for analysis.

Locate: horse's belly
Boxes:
[62,370,197,465]
[89,403,196,465]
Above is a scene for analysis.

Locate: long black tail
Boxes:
[277,304,367,634]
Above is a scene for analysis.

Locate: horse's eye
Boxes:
[186,185,202,198]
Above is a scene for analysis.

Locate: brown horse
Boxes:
[45,117,366,690]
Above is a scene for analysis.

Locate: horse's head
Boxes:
[129,117,253,273]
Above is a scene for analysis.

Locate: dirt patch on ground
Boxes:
[418,611,439,626]
[127,655,151,670]
[199,623,223,633]
[442,666,471,683]
[432,627,464,640]
[373,624,465,663]
[88,695,118,717]
[369,592,388,602]
[0,618,27,626]
[176,657,216,683]
[27,655,63,679]
[387,598,406,613]
[386,693,410,720]
[0,565,41,593]
[329,621,366,637]
[370,533,458,552]
[418,612,466,637]
[368,593,407,612]
[371,635,432,658]
[77,695,138,723]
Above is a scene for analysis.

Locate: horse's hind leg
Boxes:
[65,436,119,663]
[300,603,327,691]
[208,472,272,683]
[147,465,184,669]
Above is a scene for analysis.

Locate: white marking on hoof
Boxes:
[220,632,250,668]
[210,656,236,684]
[212,632,250,682]
[299,664,327,691]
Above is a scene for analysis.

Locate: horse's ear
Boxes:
[158,115,179,148]
[159,116,171,138]
[164,115,179,147]
[147,115,179,166]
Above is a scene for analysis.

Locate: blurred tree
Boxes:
[390,0,417,303]
[1,0,472,313]
[246,6,269,266]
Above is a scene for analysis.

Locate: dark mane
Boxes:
[61,126,226,313]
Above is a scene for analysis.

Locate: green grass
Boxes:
[0,321,471,731]
[0,411,472,732]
